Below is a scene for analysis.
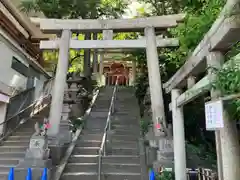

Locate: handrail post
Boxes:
[98,152,101,180]
[104,132,107,156]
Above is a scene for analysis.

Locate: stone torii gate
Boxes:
[37,14,185,162]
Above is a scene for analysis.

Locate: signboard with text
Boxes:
[205,100,224,130]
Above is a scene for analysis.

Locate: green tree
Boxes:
[133,0,226,167]
[19,0,127,19]
[20,0,128,73]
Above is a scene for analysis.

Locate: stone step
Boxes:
[113,117,138,120]
[81,131,103,136]
[64,163,97,173]
[0,158,20,165]
[14,131,34,135]
[3,140,29,146]
[111,130,140,136]
[72,147,99,155]
[76,140,101,147]
[17,128,35,132]
[79,134,103,141]
[90,112,109,118]
[81,130,104,135]
[0,152,25,159]
[68,155,140,164]
[83,128,104,132]
[0,173,8,180]
[113,117,138,121]
[108,148,139,156]
[60,172,97,180]
[102,164,140,174]
[103,156,140,164]
[110,142,138,149]
[61,173,141,180]
[7,135,31,141]
[64,163,140,173]
[110,135,138,141]
[112,125,140,130]
[68,155,98,163]
[85,125,106,129]
[102,173,141,180]
[112,122,138,126]
[0,165,16,173]
[0,146,27,152]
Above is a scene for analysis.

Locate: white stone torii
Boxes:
[43,31,177,138]
[40,15,184,164]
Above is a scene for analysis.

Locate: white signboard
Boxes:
[205,100,224,130]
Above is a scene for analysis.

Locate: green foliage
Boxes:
[133,0,226,167]
[42,33,85,73]
[167,0,226,66]
[19,0,127,19]
[20,0,128,73]
[135,73,148,103]
[156,171,175,180]
[70,116,85,132]
[140,118,152,136]
[211,56,240,120]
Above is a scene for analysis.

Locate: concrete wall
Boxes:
[0,28,29,93]
[0,27,49,135]
[0,27,48,97]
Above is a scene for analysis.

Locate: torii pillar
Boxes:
[48,30,71,145]
[99,30,113,86]
[92,32,98,74]
[145,26,167,135]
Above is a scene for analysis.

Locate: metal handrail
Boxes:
[0,79,54,142]
[98,78,119,180]
[2,78,54,126]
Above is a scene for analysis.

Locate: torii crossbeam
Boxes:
[31,14,185,33]
[40,38,179,49]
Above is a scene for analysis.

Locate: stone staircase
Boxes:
[60,87,113,180]
[60,87,143,180]
[0,107,49,179]
[103,87,142,180]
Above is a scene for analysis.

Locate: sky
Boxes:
[122,0,152,18]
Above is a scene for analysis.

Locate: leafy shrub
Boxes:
[211,57,240,120]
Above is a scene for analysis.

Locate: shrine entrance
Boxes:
[37,15,185,179]
[105,63,128,86]
[38,14,183,143]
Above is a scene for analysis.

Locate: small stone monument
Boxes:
[15,120,52,180]
[143,87,174,171]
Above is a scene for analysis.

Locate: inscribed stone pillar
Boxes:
[207,51,240,180]
[144,26,166,135]
[93,33,98,73]
[48,30,71,136]
[171,89,187,180]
